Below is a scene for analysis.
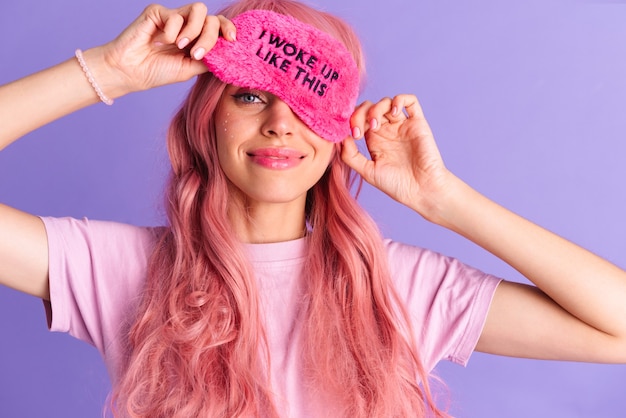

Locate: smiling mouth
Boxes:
[246,153,305,159]
[246,149,307,169]
[246,148,307,159]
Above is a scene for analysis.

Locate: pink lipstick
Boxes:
[247,148,305,169]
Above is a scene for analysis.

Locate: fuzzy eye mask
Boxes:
[203,9,360,143]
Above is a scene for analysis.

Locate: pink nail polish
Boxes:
[193,48,206,60]
[177,38,190,49]
[352,127,361,138]
[370,118,378,130]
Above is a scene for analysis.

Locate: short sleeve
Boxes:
[40,217,161,379]
[385,240,501,372]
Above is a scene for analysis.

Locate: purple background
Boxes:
[2,0,626,416]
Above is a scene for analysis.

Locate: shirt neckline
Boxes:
[244,237,309,263]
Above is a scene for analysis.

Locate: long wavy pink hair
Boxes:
[111,0,448,416]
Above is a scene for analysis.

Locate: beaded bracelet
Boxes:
[74,49,114,106]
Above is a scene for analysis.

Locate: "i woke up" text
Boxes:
[255,29,341,97]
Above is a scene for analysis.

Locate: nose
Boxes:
[261,98,298,138]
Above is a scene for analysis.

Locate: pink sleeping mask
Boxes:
[203,9,360,143]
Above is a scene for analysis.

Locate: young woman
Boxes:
[1,0,625,417]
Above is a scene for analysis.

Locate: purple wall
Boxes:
[1,0,625,416]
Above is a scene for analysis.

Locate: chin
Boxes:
[248,192,305,205]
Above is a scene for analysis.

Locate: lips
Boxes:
[247,147,306,169]
[247,148,305,159]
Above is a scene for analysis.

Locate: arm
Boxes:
[0,3,236,150]
[0,49,112,150]
[0,3,236,299]
[342,94,626,363]
[438,176,626,362]
[0,206,49,299]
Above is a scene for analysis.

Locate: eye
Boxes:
[232,91,264,104]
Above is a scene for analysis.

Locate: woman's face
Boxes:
[214,84,336,207]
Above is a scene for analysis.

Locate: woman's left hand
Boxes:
[341,94,452,220]
[343,95,626,364]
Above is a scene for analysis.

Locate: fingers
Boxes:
[350,94,422,139]
[350,98,390,138]
[187,15,220,60]
[148,3,236,60]
[172,3,209,50]
[181,13,237,60]
[340,137,374,182]
[391,94,425,120]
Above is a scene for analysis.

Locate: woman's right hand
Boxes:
[0,3,235,149]
[100,3,236,95]
[0,4,236,300]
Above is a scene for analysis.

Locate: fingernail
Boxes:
[370,118,378,130]
[352,127,361,138]
[228,30,237,41]
[193,47,206,60]
[392,106,399,116]
[177,37,190,49]
[153,41,164,47]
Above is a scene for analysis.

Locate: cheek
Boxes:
[309,142,337,185]
[215,115,254,192]
[217,112,233,138]
[215,113,240,163]
[215,120,234,174]
[319,142,338,167]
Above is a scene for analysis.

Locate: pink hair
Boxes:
[111,0,449,416]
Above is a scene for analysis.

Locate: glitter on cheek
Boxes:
[221,113,230,132]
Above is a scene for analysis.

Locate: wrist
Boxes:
[411,170,471,228]
[425,174,497,240]
[75,49,113,105]
[80,46,134,100]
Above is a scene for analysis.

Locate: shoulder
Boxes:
[40,216,165,250]
[382,238,502,369]
[40,216,166,281]
[382,238,499,299]
[382,238,453,274]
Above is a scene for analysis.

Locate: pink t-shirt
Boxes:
[42,217,500,415]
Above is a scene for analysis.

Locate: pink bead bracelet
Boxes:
[75,49,114,106]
